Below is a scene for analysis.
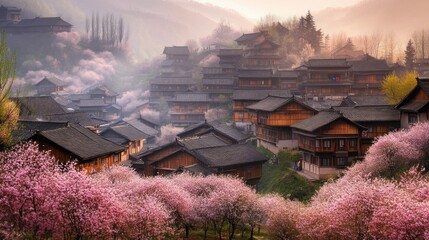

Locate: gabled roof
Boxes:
[88,84,118,97]
[194,144,268,168]
[235,32,264,43]
[13,96,66,118]
[180,134,228,150]
[163,46,190,55]
[14,17,71,27]
[48,112,108,126]
[340,95,389,107]
[177,121,249,142]
[103,124,149,141]
[350,59,391,72]
[13,120,68,142]
[123,119,159,136]
[237,68,273,78]
[396,78,429,109]
[168,93,210,102]
[232,89,291,101]
[246,96,316,112]
[32,123,124,161]
[334,106,400,122]
[34,76,65,87]
[291,110,365,132]
[275,70,298,78]
[306,58,350,68]
[398,100,429,112]
[167,163,215,176]
[77,99,107,107]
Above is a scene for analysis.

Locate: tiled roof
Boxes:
[88,85,118,97]
[180,134,228,150]
[163,46,190,55]
[210,121,249,142]
[396,78,429,109]
[34,124,124,160]
[254,39,280,48]
[12,120,68,143]
[246,96,296,112]
[194,144,268,167]
[235,32,264,42]
[232,89,291,100]
[48,112,108,126]
[291,110,344,132]
[350,59,391,72]
[15,17,71,27]
[123,119,159,136]
[398,100,429,112]
[306,58,350,68]
[334,106,400,122]
[77,99,107,107]
[69,94,91,101]
[107,124,149,141]
[340,95,389,107]
[34,76,65,87]
[13,96,66,118]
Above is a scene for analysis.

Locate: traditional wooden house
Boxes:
[111,118,159,144]
[100,124,148,160]
[275,70,299,91]
[395,77,429,128]
[232,89,291,126]
[339,95,390,107]
[177,120,249,144]
[217,48,243,72]
[33,76,66,96]
[133,134,267,185]
[236,69,274,89]
[334,106,400,153]
[161,46,191,74]
[245,39,282,68]
[168,93,211,127]
[300,59,352,97]
[350,59,391,95]
[246,96,318,152]
[29,123,125,174]
[235,31,267,48]
[3,17,72,33]
[149,76,195,102]
[202,66,234,101]
[12,120,68,144]
[88,85,118,104]
[291,110,366,180]
[414,58,429,75]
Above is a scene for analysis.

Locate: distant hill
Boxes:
[0,0,253,59]
[315,0,429,40]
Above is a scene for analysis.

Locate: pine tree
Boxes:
[304,11,322,54]
[405,39,416,69]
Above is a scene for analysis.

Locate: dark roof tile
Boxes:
[195,144,268,167]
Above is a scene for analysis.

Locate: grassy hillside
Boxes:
[257,148,322,202]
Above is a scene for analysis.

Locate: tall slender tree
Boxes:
[405,39,416,69]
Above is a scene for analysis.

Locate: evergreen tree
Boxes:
[304,11,323,54]
[405,39,416,69]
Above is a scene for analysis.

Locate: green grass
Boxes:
[257,147,322,202]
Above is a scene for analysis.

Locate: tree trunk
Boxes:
[228,223,236,240]
[250,227,254,240]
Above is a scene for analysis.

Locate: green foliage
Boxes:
[0,32,18,149]
[382,71,417,105]
[257,148,322,202]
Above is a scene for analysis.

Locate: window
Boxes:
[349,139,357,148]
[315,140,320,148]
[408,113,418,125]
[336,157,347,166]
[339,139,345,149]
[323,140,331,148]
[321,157,330,166]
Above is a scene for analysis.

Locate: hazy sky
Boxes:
[193,0,364,20]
